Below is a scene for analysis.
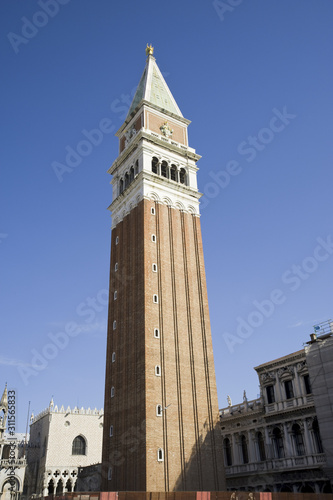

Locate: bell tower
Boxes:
[102,46,225,492]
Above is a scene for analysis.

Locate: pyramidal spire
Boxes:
[125,45,183,122]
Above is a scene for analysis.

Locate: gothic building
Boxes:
[26,400,103,497]
[220,324,333,493]
[102,46,225,492]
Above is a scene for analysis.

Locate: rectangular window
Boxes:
[114,290,117,300]
[153,294,158,303]
[266,385,275,404]
[115,236,119,245]
[155,365,161,376]
[151,207,155,215]
[108,467,112,480]
[115,263,118,271]
[157,448,164,462]
[113,320,117,330]
[109,425,113,437]
[152,264,157,272]
[285,380,294,399]
[303,374,312,394]
[112,352,116,363]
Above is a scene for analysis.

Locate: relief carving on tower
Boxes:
[160,121,173,138]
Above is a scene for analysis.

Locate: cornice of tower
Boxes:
[108,129,200,176]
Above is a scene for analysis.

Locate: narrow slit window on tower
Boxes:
[114,290,117,300]
[115,263,118,271]
[154,328,160,338]
[152,264,157,272]
[109,425,113,437]
[151,207,155,215]
[111,387,115,398]
[113,320,117,330]
[157,448,164,462]
[115,236,119,245]
[112,352,116,363]
[135,159,139,175]
[108,467,112,480]
[155,365,161,376]
[153,294,158,304]
[156,405,162,416]
[151,234,156,243]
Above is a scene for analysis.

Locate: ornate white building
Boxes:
[26,400,103,497]
[0,385,27,500]
[220,324,333,493]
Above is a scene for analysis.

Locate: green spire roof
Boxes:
[126,53,183,120]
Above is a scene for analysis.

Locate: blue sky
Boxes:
[1,0,332,431]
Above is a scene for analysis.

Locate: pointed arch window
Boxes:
[72,435,86,455]
[119,179,124,195]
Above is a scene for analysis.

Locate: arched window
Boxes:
[135,160,139,175]
[170,164,177,181]
[72,435,86,455]
[272,427,284,458]
[155,365,161,376]
[256,432,266,461]
[152,157,159,174]
[156,405,162,416]
[48,480,55,495]
[292,424,305,456]
[179,168,186,185]
[112,352,116,363]
[157,448,164,461]
[56,479,63,495]
[130,166,134,183]
[161,161,168,178]
[223,438,232,466]
[312,418,323,453]
[119,179,124,195]
[240,435,249,464]
[124,172,129,188]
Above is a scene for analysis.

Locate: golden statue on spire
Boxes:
[145,44,154,56]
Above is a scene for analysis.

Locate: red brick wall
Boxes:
[102,200,225,492]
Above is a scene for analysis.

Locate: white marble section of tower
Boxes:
[108,50,202,228]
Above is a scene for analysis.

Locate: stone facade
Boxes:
[26,400,103,497]
[102,48,225,492]
[220,327,333,493]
